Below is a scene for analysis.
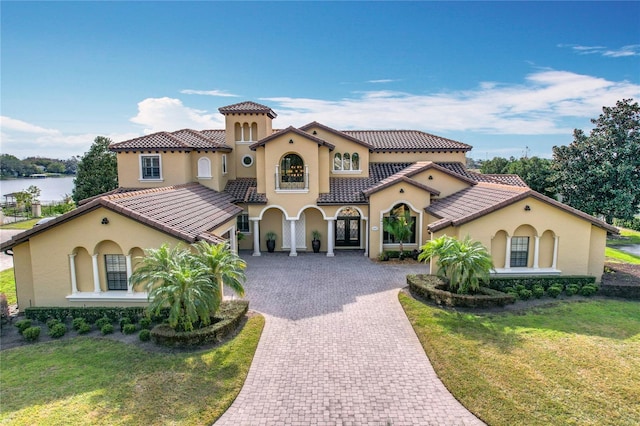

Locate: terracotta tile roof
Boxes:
[342,130,471,152]
[250,126,335,151]
[1,183,242,251]
[299,122,374,149]
[109,129,231,152]
[425,182,617,233]
[318,163,411,204]
[224,178,267,204]
[218,101,277,119]
[436,162,528,187]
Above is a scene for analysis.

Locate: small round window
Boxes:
[242,155,254,167]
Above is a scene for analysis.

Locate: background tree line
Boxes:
[468,99,639,226]
[0,155,78,178]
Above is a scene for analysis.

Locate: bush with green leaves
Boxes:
[77,322,92,334]
[547,285,563,298]
[580,284,599,297]
[46,318,61,329]
[101,324,114,335]
[72,317,87,331]
[122,323,137,335]
[15,319,32,334]
[119,317,132,332]
[48,323,67,338]
[139,329,151,342]
[518,288,533,300]
[565,284,581,296]
[95,317,111,329]
[23,326,41,342]
[139,317,152,330]
[532,285,545,298]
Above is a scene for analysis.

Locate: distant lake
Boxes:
[0,176,75,202]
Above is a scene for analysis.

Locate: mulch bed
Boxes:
[602,262,640,287]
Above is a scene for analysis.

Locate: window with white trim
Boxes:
[237,213,250,233]
[197,157,212,178]
[333,152,360,171]
[242,155,254,167]
[383,203,417,244]
[140,155,161,180]
[105,254,127,290]
[222,154,228,175]
[511,237,529,267]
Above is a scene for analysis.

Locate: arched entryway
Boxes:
[335,206,361,247]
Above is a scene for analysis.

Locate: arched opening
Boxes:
[383,203,417,245]
[512,225,537,268]
[197,157,212,178]
[539,230,556,268]
[336,206,361,247]
[334,153,342,170]
[129,247,145,291]
[352,153,360,170]
[280,153,305,189]
[73,247,93,293]
[491,230,508,269]
[95,240,125,291]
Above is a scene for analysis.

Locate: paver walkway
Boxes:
[216,252,484,426]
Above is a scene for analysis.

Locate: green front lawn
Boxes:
[606,228,640,264]
[400,293,640,425]
[0,315,264,426]
[0,268,16,304]
[0,218,40,230]
[608,228,640,246]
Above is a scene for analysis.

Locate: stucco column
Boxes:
[552,236,559,270]
[252,219,261,256]
[327,219,335,257]
[91,254,101,293]
[230,225,237,253]
[126,254,133,294]
[289,219,297,257]
[363,218,369,257]
[69,253,78,294]
[533,236,540,269]
[505,235,512,269]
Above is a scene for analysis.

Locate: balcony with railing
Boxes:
[275,164,309,192]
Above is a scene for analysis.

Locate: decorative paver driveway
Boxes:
[215,252,484,426]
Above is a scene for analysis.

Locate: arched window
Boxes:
[197,157,212,178]
[280,153,305,189]
[352,153,360,170]
[383,203,417,244]
[343,153,351,170]
[334,153,342,170]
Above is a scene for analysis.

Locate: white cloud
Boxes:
[367,79,397,84]
[1,116,60,135]
[559,44,640,57]
[180,89,239,97]
[262,70,640,136]
[130,97,225,133]
[603,44,640,58]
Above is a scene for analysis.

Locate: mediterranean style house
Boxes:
[2,101,617,308]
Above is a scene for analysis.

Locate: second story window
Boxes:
[334,152,360,171]
[140,155,161,180]
[278,153,307,190]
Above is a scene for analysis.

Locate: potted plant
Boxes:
[266,231,276,253]
[311,230,321,253]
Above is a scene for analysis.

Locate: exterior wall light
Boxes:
[101,217,110,224]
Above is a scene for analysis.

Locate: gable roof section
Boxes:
[299,122,374,149]
[1,183,242,251]
[218,101,277,119]
[224,178,267,204]
[250,126,335,151]
[436,162,528,187]
[425,182,618,233]
[342,130,471,152]
[109,129,231,152]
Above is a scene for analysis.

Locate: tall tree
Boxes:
[480,156,511,174]
[72,136,118,204]
[552,99,640,224]
[506,157,554,197]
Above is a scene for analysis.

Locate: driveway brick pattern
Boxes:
[216,252,484,426]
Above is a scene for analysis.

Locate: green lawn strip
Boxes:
[605,247,640,265]
[0,268,17,304]
[608,228,640,246]
[399,294,640,426]
[0,315,264,426]
[0,218,40,230]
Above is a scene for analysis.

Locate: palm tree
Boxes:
[383,210,414,254]
[193,241,246,300]
[419,235,494,294]
[130,243,222,332]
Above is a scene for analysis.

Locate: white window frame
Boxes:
[222,154,228,175]
[139,154,163,181]
[333,151,362,175]
[237,213,251,233]
[197,157,212,179]
[242,155,254,167]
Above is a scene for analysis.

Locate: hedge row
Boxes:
[150,300,249,347]
[599,285,640,300]
[24,306,148,324]
[487,276,596,292]
[407,274,516,308]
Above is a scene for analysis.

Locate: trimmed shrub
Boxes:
[95,317,111,330]
[532,285,545,299]
[518,288,533,300]
[580,285,599,297]
[119,317,132,332]
[0,293,9,325]
[122,323,137,335]
[25,306,146,324]
[48,323,67,338]
[101,324,114,335]
[139,329,151,342]
[15,319,32,335]
[488,276,596,292]
[77,322,92,334]
[23,326,41,342]
[547,285,563,298]
[407,274,515,308]
[46,318,62,329]
[139,317,152,330]
[150,300,249,347]
[72,317,87,331]
[565,284,581,296]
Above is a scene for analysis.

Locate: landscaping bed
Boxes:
[407,274,515,308]
[601,262,640,299]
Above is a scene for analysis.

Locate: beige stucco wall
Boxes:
[303,126,371,179]
[412,169,472,199]
[116,152,192,188]
[369,151,466,163]
[224,112,273,180]
[15,207,186,307]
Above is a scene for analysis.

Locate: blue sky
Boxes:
[2,1,639,160]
